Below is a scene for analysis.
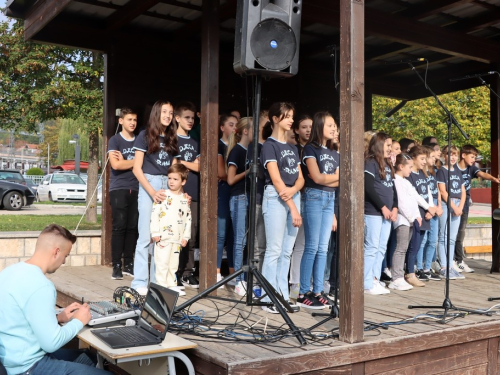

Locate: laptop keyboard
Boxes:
[112,327,150,343]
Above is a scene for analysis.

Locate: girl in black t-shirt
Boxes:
[131,100,179,294]
[260,102,304,312]
[226,117,253,296]
[364,133,398,295]
[216,114,238,286]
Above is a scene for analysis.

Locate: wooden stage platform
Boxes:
[49,259,500,374]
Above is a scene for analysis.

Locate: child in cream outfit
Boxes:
[150,164,191,295]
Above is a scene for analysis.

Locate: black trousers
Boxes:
[110,189,139,266]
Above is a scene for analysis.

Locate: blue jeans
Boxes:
[230,194,248,282]
[25,349,111,375]
[300,188,335,295]
[217,182,234,269]
[131,174,168,289]
[418,198,439,270]
[261,186,300,302]
[438,199,461,268]
[364,215,392,290]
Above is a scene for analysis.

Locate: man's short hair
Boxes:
[119,107,137,119]
[168,164,189,181]
[175,102,197,117]
[40,224,77,244]
[461,144,479,156]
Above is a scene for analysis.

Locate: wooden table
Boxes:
[78,327,197,375]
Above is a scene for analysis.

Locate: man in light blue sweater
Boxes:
[0,224,110,375]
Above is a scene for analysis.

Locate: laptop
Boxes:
[91,283,179,349]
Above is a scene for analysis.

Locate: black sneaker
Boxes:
[317,292,333,306]
[380,271,392,284]
[425,270,442,281]
[181,274,200,289]
[111,264,123,280]
[123,263,134,276]
[297,292,326,310]
[416,269,429,281]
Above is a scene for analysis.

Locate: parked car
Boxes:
[25,179,38,193]
[0,180,35,210]
[0,170,27,186]
[36,173,87,202]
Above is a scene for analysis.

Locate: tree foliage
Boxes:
[26,167,44,176]
[372,87,491,161]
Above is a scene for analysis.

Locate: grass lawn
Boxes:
[33,202,101,206]
[468,217,491,225]
[0,215,102,232]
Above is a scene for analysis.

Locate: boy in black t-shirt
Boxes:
[454,145,499,273]
[175,102,201,288]
[108,107,139,280]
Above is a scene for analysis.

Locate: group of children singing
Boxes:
[108,99,497,312]
[364,134,499,295]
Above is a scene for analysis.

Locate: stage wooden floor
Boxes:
[49,259,500,374]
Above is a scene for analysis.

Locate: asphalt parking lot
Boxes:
[0,204,102,215]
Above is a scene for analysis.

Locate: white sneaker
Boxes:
[323,280,330,294]
[431,261,441,273]
[388,277,413,291]
[383,267,392,278]
[289,283,300,299]
[135,286,148,296]
[216,273,224,289]
[234,280,247,296]
[457,261,474,273]
[452,261,462,273]
[364,286,385,295]
[168,286,186,296]
[375,282,390,294]
[227,277,237,286]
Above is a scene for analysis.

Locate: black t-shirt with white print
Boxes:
[108,133,138,192]
[218,138,229,188]
[457,164,480,213]
[426,171,439,201]
[227,143,249,197]
[364,158,394,216]
[260,137,300,187]
[302,143,339,192]
[436,166,465,200]
[407,169,431,231]
[133,130,177,176]
[177,134,200,201]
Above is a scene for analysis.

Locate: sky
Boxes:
[1,1,9,23]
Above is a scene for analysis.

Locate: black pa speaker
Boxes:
[234,0,302,78]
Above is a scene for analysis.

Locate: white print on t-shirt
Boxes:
[184,151,193,161]
[122,147,135,161]
[157,147,172,167]
[323,161,335,173]
[449,174,462,194]
[179,143,196,153]
[421,185,427,194]
[382,167,394,188]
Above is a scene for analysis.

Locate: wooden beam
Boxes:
[366,44,416,62]
[451,9,500,33]
[105,0,161,32]
[101,50,117,266]
[339,0,365,344]
[159,0,202,11]
[490,69,500,273]
[24,0,71,40]
[302,0,500,63]
[399,0,474,20]
[199,0,219,292]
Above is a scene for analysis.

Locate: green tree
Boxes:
[372,87,491,161]
[0,19,103,223]
[56,118,89,164]
[26,167,44,176]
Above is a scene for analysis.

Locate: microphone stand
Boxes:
[175,75,306,346]
[405,62,492,320]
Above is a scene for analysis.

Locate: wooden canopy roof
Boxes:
[5,0,500,101]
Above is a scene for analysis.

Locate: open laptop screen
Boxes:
[138,283,178,338]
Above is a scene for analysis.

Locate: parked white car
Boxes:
[36,173,87,202]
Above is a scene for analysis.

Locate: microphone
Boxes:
[385,58,426,65]
[449,71,496,82]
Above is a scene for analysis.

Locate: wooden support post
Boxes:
[199,0,219,292]
[339,0,365,343]
[101,49,116,266]
[490,72,500,273]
